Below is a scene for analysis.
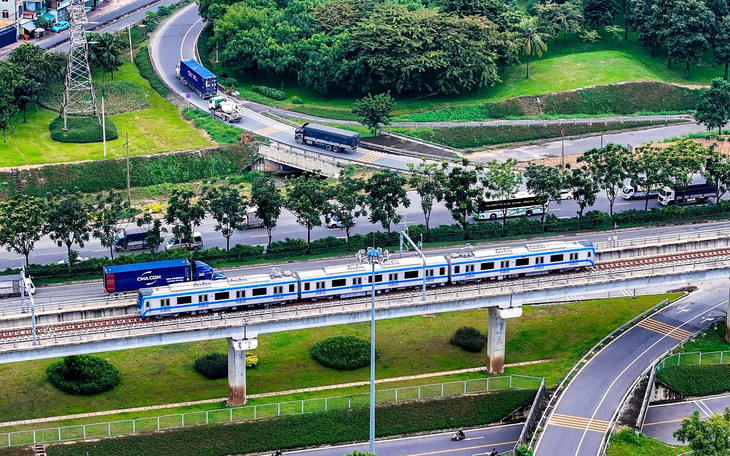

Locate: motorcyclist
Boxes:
[456,429,465,439]
[273,450,282,456]
[489,449,498,456]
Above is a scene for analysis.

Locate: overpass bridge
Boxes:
[2,248,730,405]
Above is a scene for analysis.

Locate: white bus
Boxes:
[472,192,544,221]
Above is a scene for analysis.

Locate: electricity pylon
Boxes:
[61,0,98,130]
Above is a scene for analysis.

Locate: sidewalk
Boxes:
[0,359,553,428]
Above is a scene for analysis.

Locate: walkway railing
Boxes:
[657,348,730,371]
[0,375,543,448]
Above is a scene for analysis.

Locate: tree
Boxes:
[203,186,247,250]
[578,143,630,216]
[666,0,714,71]
[88,33,124,94]
[630,0,672,58]
[536,1,583,50]
[517,17,548,79]
[0,63,19,142]
[327,170,367,242]
[284,174,329,244]
[661,138,708,198]
[565,167,599,224]
[0,195,47,268]
[164,189,206,247]
[45,189,92,267]
[715,15,730,79]
[525,164,564,226]
[8,44,54,122]
[674,409,730,456]
[703,148,730,203]
[407,160,445,230]
[629,145,667,210]
[136,213,167,253]
[365,169,410,232]
[351,92,397,136]
[481,158,523,226]
[582,0,614,29]
[696,78,730,135]
[605,24,626,45]
[91,190,130,260]
[442,160,482,230]
[250,173,282,247]
[13,74,41,123]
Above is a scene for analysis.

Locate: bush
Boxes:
[49,116,119,143]
[44,390,536,456]
[657,363,730,396]
[310,336,373,370]
[47,355,121,395]
[134,45,170,97]
[291,96,304,104]
[194,352,259,379]
[450,326,485,352]
[251,85,286,101]
[182,108,243,144]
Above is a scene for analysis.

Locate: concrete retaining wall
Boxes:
[0,304,137,328]
[597,237,730,261]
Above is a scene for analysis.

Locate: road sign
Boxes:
[185,93,191,99]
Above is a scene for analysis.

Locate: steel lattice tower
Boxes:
[61,0,98,130]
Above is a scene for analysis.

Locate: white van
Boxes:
[165,232,204,251]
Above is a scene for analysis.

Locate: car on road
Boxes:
[51,21,69,32]
[56,256,90,265]
[326,216,355,229]
[165,232,204,251]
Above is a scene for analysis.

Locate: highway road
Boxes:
[533,282,727,456]
[643,394,730,445]
[285,424,523,456]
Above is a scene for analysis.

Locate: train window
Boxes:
[587,251,592,257]
[304,283,311,291]
[161,299,170,307]
[252,288,267,297]
[515,258,529,266]
[177,296,192,305]
[332,279,346,287]
[467,265,475,273]
[501,261,509,269]
[439,267,445,275]
[375,274,383,283]
[353,277,362,285]
[427,269,434,277]
[404,270,418,279]
[289,284,295,293]
[236,290,246,298]
[536,257,545,264]
[569,253,578,260]
[215,292,229,301]
[316,281,326,290]
[481,262,495,271]
[550,254,564,262]
[454,266,461,274]
[198,295,208,303]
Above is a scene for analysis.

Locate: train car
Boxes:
[294,256,450,300]
[447,240,594,283]
[137,269,298,318]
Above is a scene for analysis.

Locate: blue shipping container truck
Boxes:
[176,59,217,99]
[103,259,225,293]
[295,122,360,152]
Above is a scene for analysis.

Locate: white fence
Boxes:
[0,375,543,447]
[657,349,730,370]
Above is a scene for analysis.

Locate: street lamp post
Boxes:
[366,247,379,454]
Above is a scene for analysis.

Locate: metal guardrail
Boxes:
[0,293,136,317]
[517,377,546,446]
[0,375,543,447]
[594,227,730,251]
[657,348,730,370]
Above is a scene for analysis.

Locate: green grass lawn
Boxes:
[0,61,210,167]
[0,293,678,428]
[607,429,689,456]
[203,27,722,122]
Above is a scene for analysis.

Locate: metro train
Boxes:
[137,240,595,319]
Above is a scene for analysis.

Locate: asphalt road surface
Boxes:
[285,424,523,456]
[533,283,728,456]
[643,394,730,445]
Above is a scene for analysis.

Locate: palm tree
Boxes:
[89,33,123,95]
[519,17,548,79]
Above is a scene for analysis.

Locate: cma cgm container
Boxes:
[102,259,224,294]
[176,59,217,99]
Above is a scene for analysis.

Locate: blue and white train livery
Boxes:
[137,240,595,318]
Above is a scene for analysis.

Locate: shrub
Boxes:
[49,116,119,143]
[47,355,121,395]
[182,108,243,145]
[219,77,238,90]
[143,202,163,213]
[251,85,286,101]
[310,336,374,370]
[134,45,170,97]
[450,326,485,352]
[194,352,258,379]
[291,96,304,104]
[657,363,730,396]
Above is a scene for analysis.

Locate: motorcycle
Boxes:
[272,451,283,456]
[451,430,466,441]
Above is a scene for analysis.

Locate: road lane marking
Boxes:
[401,441,517,456]
[695,400,714,417]
[637,318,693,340]
[548,413,610,433]
[358,151,386,163]
[180,16,202,61]
[643,417,689,426]
[254,124,293,136]
[248,234,268,238]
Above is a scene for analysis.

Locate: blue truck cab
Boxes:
[103,259,225,294]
[176,59,217,99]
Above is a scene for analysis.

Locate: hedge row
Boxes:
[251,85,286,101]
[134,45,170,97]
[393,119,677,150]
[48,116,119,143]
[657,364,730,396]
[0,147,253,198]
[11,201,730,282]
[43,390,535,456]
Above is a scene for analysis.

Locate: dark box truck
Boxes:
[115,227,149,251]
[103,259,225,294]
[295,122,360,152]
[176,59,217,99]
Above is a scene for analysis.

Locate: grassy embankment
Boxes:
[606,429,689,456]
[0,294,679,432]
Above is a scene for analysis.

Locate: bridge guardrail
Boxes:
[0,375,542,447]
[594,227,730,251]
[0,293,136,317]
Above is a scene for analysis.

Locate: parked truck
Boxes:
[621,181,663,200]
[658,181,717,206]
[295,122,360,152]
[208,96,244,123]
[176,59,217,99]
[115,227,149,251]
[103,259,225,294]
[243,207,264,229]
[0,274,35,299]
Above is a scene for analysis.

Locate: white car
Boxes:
[165,232,204,251]
[57,256,90,265]
[327,217,355,229]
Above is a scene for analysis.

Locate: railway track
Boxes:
[3,248,730,344]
